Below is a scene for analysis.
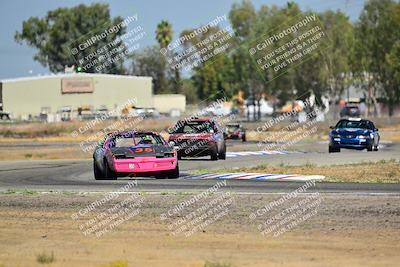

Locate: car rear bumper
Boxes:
[112,157,177,173]
[173,139,216,157]
[179,145,215,156]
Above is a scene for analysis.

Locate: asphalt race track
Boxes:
[1,141,399,194]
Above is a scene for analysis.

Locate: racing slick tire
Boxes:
[329,145,340,153]
[218,144,226,160]
[167,164,179,179]
[104,160,117,180]
[93,161,105,180]
[374,145,379,151]
[210,145,218,161]
[242,135,246,142]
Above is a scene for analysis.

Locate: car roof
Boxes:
[180,117,213,122]
[344,105,359,108]
[107,130,159,137]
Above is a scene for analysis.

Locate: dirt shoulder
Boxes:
[0,193,399,267]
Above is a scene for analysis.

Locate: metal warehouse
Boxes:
[0,73,153,120]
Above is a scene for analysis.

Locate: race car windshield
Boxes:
[336,120,370,129]
[227,125,240,131]
[134,134,164,145]
[174,121,214,133]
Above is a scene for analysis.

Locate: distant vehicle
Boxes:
[0,111,11,120]
[225,123,246,142]
[93,131,178,180]
[59,106,72,121]
[168,117,226,160]
[203,102,231,116]
[244,98,274,116]
[130,107,159,118]
[329,118,380,153]
[340,105,360,118]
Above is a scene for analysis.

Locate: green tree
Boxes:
[15,3,126,74]
[180,79,199,104]
[297,11,353,102]
[179,26,236,101]
[353,0,400,116]
[155,20,181,93]
[323,11,353,98]
[246,3,302,105]
[229,0,256,39]
[155,20,173,48]
[130,46,170,94]
[228,0,257,102]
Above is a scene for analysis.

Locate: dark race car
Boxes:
[340,105,360,118]
[93,131,178,180]
[168,117,226,160]
[329,118,380,153]
[225,123,246,142]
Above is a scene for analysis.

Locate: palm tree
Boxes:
[155,20,173,48]
[155,20,181,93]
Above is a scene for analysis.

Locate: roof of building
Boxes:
[0,73,152,84]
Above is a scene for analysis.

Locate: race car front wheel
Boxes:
[367,142,373,152]
[329,145,340,153]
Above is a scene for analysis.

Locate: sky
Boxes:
[0,0,366,79]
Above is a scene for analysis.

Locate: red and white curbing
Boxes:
[186,172,324,181]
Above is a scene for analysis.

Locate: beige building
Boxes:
[153,94,186,114]
[0,73,153,119]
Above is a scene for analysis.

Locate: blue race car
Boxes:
[329,118,380,153]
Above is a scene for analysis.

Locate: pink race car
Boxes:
[93,131,179,180]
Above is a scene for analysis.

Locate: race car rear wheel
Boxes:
[242,135,246,142]
[93,161,105,180]
[168,164,179,179]
[210,145,218,161]
[104,160,117,180]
